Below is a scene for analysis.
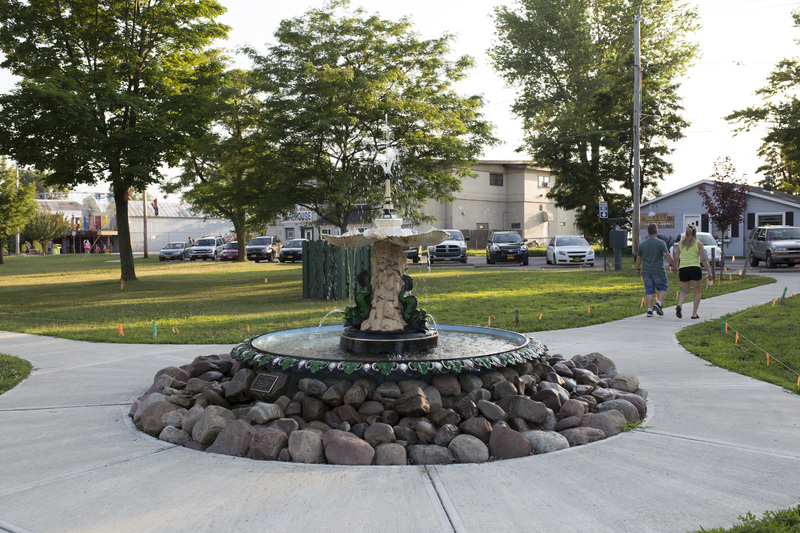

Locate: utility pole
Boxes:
[15,164,20,255]
[632,6,642,257]
[143,189,149,258]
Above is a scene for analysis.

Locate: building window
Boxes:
[286,228,295,239]
[476,222,488,230]
[757,213,784,226]
[489,173,504,186]
[539,175,550,187]
[511,222,521,229]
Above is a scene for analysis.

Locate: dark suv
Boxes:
[747,225,800,268]
[486,231,529,265]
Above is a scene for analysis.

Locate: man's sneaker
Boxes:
[646,310,653,317]
[654,302,663,316]
[676,304,682,319]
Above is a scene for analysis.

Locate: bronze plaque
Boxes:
[250,373,279,394]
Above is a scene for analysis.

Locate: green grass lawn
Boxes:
[0,353,32,395]
[0,253,772,344]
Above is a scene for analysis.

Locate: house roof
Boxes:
[628,179,800,211]
[127,201,205,218]
[36,199,84,214]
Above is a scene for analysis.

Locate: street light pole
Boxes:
[632,7,642,257]
[15,164,20,255]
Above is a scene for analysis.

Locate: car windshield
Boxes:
[446,230,464,241]
[164,243,183,249]
[698,234,717,246]
[493,233,523,244]
[224,242,237,249]
[557,236,589,246]
[285,240,305,248]
[248,237,271,246]
[196,238,215,246]
[768,228,800,240]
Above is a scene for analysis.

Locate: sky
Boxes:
[1,0,799,197]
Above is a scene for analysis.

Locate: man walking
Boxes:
[635,223,677,317]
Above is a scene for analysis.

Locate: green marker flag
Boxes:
[153,320,157,339]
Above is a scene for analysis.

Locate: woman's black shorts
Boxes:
[679,266,702,282]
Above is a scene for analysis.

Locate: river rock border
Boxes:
[130,351,647,465]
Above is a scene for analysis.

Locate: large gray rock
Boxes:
[429,407,461,427]
[185,378,212,395]
[248,427,289,461]
[522,430,570,454]
[615,392,647,419]
[457,373,483,393]
[477,399,508,422]
[374,443,407,465]
[246,402,285,425]
[422,386,443,411]
[301,396,328,422]
[409,444,454,465]
[288,430,325,463]
[161,408,187,430]
[453,396,478,420]
[458,416,493,443]
[181,404,205,435]
[343,383,368,406]
[498,395,548,425]
[159,426,189,446]
[375,381,402,398]
[225,369,255,401]
[571,368,601,386]
[322,430,374,465]
[431,374,461,396]
[596,399,640,423]
[133,392,167,423]
[298,378,328,398]
[448,434,489,463]
[488,424,532,459]
[560,426,606,446]
[393,387,431,417]
[582,411,627,437]
[191,405,236,445]
[415,420,438,444]
[434,424,460,447]
[140,401,184,437]
[572,352,616,375]
[558,398,586,420]
[268,418,300,436]
[608,373,640,393]
[490,381,518,401]
[207,419,255,456]
[363,423,396,447]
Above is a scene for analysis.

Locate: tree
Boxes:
[0,0,228,280]
[0,159,37,263]
[165,64,296,260]
[247,1,497,234]
[491,0,699,237]
[726,11,800,195]
[22,208,71,252]
[697,157,749,263]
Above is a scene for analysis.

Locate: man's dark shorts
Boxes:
[642,272,668,295]
[679,266,702,282]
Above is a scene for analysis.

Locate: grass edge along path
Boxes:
[0,353,32,395]
[677,289,800,395]
[692,504,800,532]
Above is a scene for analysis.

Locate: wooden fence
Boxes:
[302,240,372,300]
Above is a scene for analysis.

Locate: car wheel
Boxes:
[766,251,776,269]
[460,257,467,263]
[159,257,165,261]
[413,256,419,263]
[522,258,529,266]
[546,256,552,265]
[588,263,594,267]
[749,251,759,267]
[279,258,285,263]
[190,257,196,261]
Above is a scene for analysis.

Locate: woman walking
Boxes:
[673,225,714,319]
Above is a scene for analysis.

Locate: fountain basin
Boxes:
[231,324,547,379]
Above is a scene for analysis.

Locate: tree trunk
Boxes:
[114,182,137,281]
[233,217,246,262]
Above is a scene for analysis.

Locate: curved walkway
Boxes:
[2,275,800,533]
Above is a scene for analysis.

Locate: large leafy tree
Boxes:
[165,64,296,260]
[0,0,228,280]
[22,208,71,252]
[697,157,749,263]
[0,158,37,263]
[491,0,699,237]
[726,11,800,195]
[247,1,497,233]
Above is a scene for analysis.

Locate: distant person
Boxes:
[674,225,714,319]
[24,241,32,255]
[151,198,159,216]
[47,240,53,254]
[84,239,90,253]
[635,223,677,317]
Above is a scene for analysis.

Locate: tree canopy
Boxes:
[491,0,699,237]
[246,1,497,233]
[0,0,228,280]
[0,158,37,263]
[697,157,749,260]
[726,10,800,195]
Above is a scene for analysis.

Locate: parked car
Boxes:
[219,241,239,261]
[188,236,225,261]
[405,246,422,263]
[246,236,281,262]
[158,242,190,261]
[671,231,723,268]
[427,229,469,264]
[546,235,595,266]
[486,231,529,265]
[747,225,800,268]
[279,239,308,263]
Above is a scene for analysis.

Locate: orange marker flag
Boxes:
[488,315,495,326]
[732,256,736,263]
[640,297,645,308]
[735,331,739,344]
[773,298,776,307]
[120,280,124,290]
[539,312,543,320]
[766,352,770,366]
[791,291,794,297]
[588,305,591,314]
[725,322,728,334]
[264,278,268,283]
[247,324,251,333]
[796,375,799,387]
[117,323,124,336]
[738,270,742,276]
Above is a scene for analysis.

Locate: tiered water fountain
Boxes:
[231,122,546,379]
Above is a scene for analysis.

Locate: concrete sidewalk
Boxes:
[1,276,800,533]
